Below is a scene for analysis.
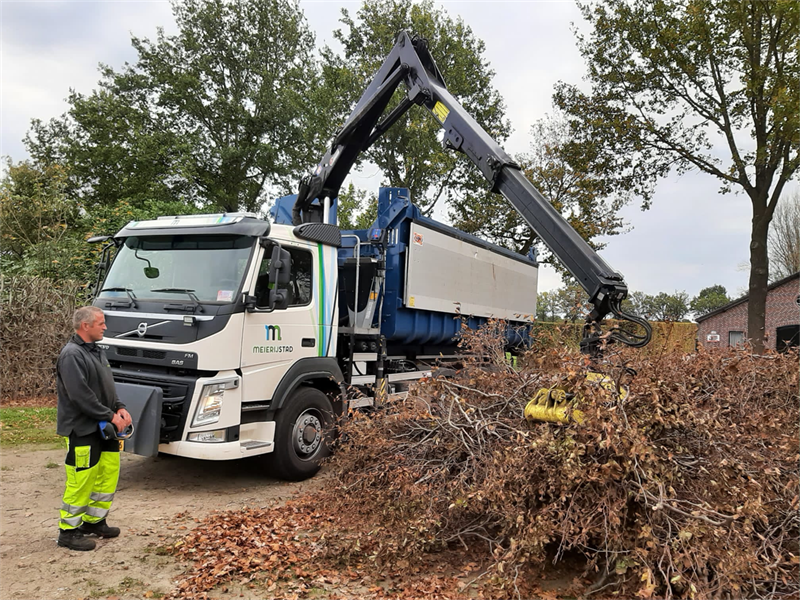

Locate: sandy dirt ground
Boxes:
[0,445,322,600]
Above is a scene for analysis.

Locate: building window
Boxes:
[729,331,745,347]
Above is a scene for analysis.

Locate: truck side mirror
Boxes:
[87,235,112,244]
[266,245,291,311]
[90,238,121,300]
[269,246,291,286]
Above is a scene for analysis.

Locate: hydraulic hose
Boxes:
[608,299,653,348]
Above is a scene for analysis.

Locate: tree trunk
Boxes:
[747,207,771,354]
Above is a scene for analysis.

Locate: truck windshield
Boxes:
[99,235,254,303]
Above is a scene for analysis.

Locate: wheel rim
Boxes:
[292,409,323,460]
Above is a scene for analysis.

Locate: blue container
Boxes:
[340,188,535,347]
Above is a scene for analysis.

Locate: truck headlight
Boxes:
[192,379,238,427]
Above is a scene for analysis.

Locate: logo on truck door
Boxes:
[252,325,293,354]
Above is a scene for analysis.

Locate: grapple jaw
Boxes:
[524,372,628,425]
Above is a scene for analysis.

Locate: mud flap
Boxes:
[115,383,163,457]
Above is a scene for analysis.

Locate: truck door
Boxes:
[241,243,319,402]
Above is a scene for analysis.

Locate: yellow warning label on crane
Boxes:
[432,101,449,124]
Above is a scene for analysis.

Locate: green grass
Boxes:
[0,407,62,447]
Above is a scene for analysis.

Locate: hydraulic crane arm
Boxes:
[294,31,651,354]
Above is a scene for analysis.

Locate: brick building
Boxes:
[696,272,800,351]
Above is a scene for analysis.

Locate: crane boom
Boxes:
[294,31,651,355]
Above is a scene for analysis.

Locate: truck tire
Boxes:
[272,387,333,481]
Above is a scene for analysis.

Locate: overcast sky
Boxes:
[2,0,791,300]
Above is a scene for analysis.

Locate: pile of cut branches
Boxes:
[168,327,798,599]
[325,328,798,598]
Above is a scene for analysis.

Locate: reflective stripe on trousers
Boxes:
[59,438,120,530]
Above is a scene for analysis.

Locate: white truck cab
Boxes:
[96,212,344,480]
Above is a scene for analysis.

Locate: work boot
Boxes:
[80,519,120,538]
[57,528,96,551]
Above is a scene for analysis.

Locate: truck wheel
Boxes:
[272,387,333,481]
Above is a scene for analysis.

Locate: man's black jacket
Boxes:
[56,334,125,437]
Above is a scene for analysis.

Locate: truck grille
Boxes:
[115,347,167,360]
[111,371,196,443]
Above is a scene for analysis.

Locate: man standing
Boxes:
[56,306,132,551]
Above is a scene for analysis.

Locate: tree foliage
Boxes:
[768,190,800,281]
[535,290,560,322]
[322,0,509,213]
[540,283,692,323]
[555,0,799,352]
[0,161,84,281]
[26,0,320,213]
[690,284,732,317]
[336,183,377,230]
[0,160,203,287]
[0,161,75,261]
[535,282,590,323]
[625,289,691,322]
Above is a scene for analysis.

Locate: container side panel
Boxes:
[404,223,537,321]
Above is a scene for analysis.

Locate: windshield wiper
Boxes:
[151,288,204,313]
[99,287,138,308]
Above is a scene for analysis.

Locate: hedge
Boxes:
[1,275,86,400]
[529,319,697,355]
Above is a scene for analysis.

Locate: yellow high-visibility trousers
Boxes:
[59,433,121,530]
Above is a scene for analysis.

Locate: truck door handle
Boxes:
[302,338,315,347]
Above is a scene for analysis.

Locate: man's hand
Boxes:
[111,412,126,433]
[117,408,133,428]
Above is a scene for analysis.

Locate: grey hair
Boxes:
[73,306,104,331]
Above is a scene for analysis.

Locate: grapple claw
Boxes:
[524,388,585,425]
[524,372,628,425]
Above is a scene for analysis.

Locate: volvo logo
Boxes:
[117,320,170,338]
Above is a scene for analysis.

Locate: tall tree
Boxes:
[537,282,591,323]
[768,191,800,281]
[556,0,799,353]
[650,291,691,322]
[625,290,690,321]
[322,0,509,212]
[535,290,560,322]
[26,0,319,213]
[691,284,732,317]
[0,160,79,280]
[555,283,591,323]
[622,290,652,320]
